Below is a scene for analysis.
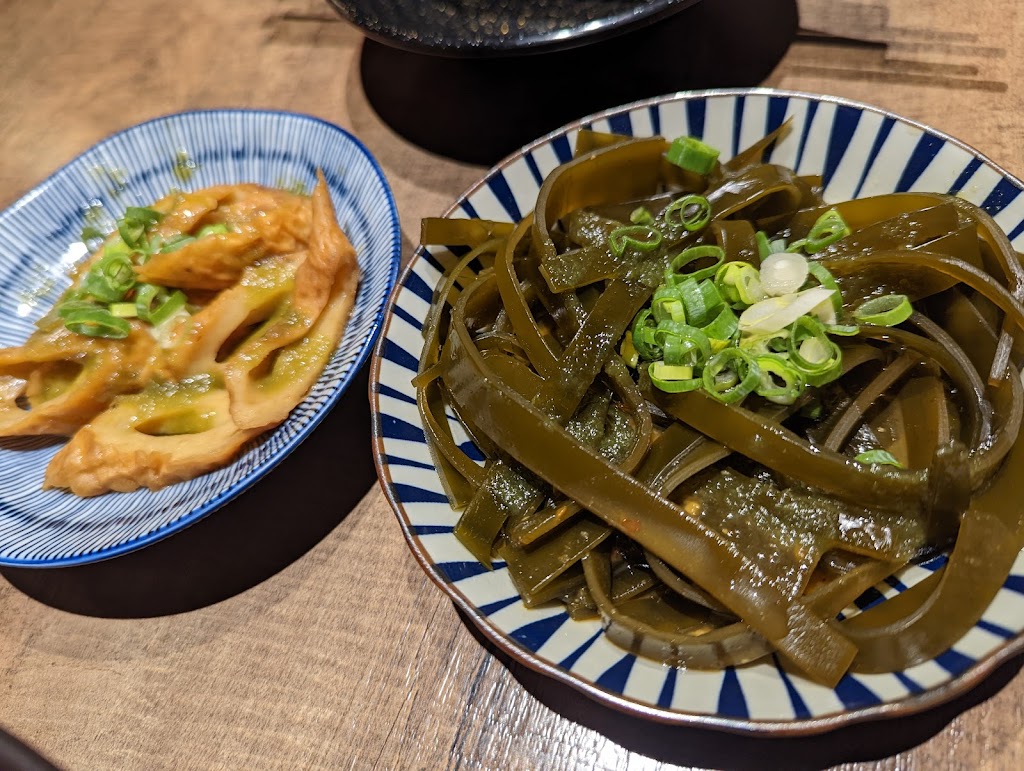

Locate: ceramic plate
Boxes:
[0,109,400,567]
[370,89,1024,734]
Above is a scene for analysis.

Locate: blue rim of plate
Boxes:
[0,109,401,567]
[370,87,1024,735]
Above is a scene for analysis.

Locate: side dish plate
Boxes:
[0,109,400,566]
[370,89,1024,734]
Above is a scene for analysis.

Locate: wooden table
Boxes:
[2,0,1023,768]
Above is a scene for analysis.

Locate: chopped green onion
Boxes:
[805,262,843,313]
[788,316,842,386]
[609,224,663,257]
[630,309,662,360]
[62,307,131,339]
[103,238,134,261]
[759,251,809,297]
[663,194,711,232]
[651,284,687,323]
[675,278,723,328]
[196,222,230,238]
[739,329,789,356]
[826,324,860,336]
[755,231,772,260]
[786,238,807,253]
[81,252,136,302]
[109,302,138,318]
[738,286,836,334]
[715,261,765,307]
[804,208,851,254]
[134,283,168,321]
[755,355,805,405]
[855,449,903,467]
[853,294,913,326]
[620,331,640,368]
[665,136,720,175]
[118,206,163,248]
[629,207,654,226]
[670,245,725,282]
[159,234,196,253]
[57,299,101,319]
[149,289,188,327]
[702,348,760,403]
[654,321,711,367]
[649,361,703,393]
[124,206,162,225]
[700,305,739,342]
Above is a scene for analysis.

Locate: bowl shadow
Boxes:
[455,608,1024,769]
[0,364,376,619]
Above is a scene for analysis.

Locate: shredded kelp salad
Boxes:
[413,124,1024,686]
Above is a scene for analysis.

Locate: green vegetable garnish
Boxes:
[854,294,913,326]
[855,450,903,467]
[665,135,720,175]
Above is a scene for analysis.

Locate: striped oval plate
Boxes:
[370,89,1024,734]
[0,109,400,567]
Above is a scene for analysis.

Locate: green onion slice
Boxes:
[149,289,188,327]
[118,206,163,248]
[754,355,805,405]
[654,321,712,367]
[804,208,851,254]
[81,253,136,302]
[196,222,230,238]
[788,316,842,386]
[759,251,809,297]
[665,136,720,175]
[855,449,903,467]
[670,245,725,282]
[853,294,913,326]
[674,278,723,328]
[109,302,138,318]
[629,207,654,225]
[630,309,662,360]
[715,261,765,307]
[609,225,663,257]
[663,194,712,232]
[702,348,760,403]
[160,234,197,253]
[63,307,131,339]
[57,298,101,319]
[135,283,168,321]
[619,331,640,368]
[649,362,702,393]
[805,262,843,313]
[651,284,687,323]
[700,304,739,342]
[739,329,789,356]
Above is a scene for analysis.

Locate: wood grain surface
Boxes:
[1,0,1023,768]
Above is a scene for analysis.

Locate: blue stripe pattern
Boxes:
[374,90,1024,731]
[822,105,862,185]
[0,109,400,566]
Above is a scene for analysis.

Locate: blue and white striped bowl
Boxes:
[370,89,1024,733]
[0,109,400,566]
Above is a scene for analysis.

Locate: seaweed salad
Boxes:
[414,125,1024,686]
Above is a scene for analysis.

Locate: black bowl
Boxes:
[325,0,702,57]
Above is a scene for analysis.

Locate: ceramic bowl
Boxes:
[370,89,1024,733]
